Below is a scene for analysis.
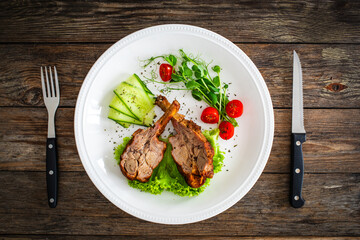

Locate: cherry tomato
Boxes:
[201,107,219,124]
[219,121,235,140]
[226,100,243,118]
[159,63,173,82]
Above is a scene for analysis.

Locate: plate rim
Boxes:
[74,24,274,224]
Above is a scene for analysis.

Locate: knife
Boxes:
[290,51,306,208]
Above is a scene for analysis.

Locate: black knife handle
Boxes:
[46,138,58,208]
[290,133,306,208]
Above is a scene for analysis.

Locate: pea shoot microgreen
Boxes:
[141,49,238,127]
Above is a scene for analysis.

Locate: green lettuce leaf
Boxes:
[202,128,225,173]
[114,137,132,165]
[114,128,224,197]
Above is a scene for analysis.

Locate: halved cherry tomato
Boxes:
[159,63,173,82]
[201,107,219,124]
[219,121,234,140]
[226,100,243,118]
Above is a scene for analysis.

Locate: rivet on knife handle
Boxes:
[290,133,305,208]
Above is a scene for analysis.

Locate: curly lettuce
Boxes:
[114,137,132,165]
[203,128,225,173]
[114,128,224,197]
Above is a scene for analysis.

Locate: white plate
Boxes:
[74,24,274,224]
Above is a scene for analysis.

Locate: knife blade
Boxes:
[290,50,306,208]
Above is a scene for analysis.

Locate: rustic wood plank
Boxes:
[0,107,82,171]
[1,236,358,240]
[1,1,358,238]
[0,0,359,43]
[270,108,360,173]
[0,44,102,107]
[241,44,360,108]
[0,171,358,236]
[0,108,359,173]
[0,44,359,108]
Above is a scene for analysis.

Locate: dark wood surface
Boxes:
[0,0,359,239]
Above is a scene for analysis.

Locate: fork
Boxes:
[41,66,60,208]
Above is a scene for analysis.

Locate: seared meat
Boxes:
[120,100,180,182]
[156,96,214,188]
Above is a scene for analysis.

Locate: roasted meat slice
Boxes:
[120,100,180,182]
[156,96,214,188]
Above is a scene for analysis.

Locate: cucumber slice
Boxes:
[109,92,140,121]
[108,108,147,127]
[108,74,155,128]
[133,74,154,96]
[143,108,156,126]
[114,82,153,118]
[115,121,130,128]
[124,74,154,96]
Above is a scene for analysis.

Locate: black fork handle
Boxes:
[46,138,58,208]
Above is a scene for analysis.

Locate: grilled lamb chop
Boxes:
[156,96,214,188]
[120,100,180,182]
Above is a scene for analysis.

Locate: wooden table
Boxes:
[0,1,359,239]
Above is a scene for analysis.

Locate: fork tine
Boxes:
[44,66,51,97]
[49,66,55,97]
[41,66,47,98]
[54,66,60,98]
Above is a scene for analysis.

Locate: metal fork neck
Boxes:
[47,111,56,138]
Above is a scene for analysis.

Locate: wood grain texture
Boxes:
[0,0,359,43]
[1,1,359,238]
[0,44,359,108]
[0,171,358,236]
[0,108,359,173]
[1,236,359,240]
